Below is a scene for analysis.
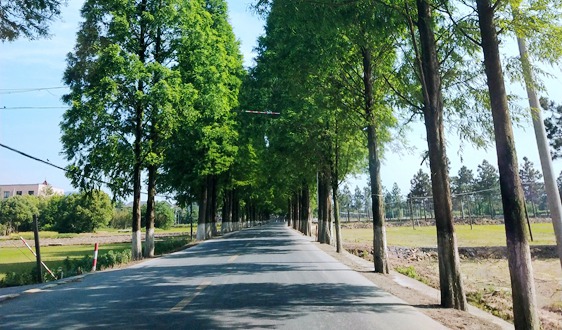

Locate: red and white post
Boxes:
[92,243,99,271]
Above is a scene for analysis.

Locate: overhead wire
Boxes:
[0,143,173,200]
[0,87,66,95]
[1,106,68,110]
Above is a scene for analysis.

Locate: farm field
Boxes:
[341,222,562,329]
[341,222,557,247]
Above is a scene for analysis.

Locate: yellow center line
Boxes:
[228,255,239,263]
[170,280,212,312]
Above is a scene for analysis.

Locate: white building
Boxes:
[0,181,64,200]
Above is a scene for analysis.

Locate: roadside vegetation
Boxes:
[0,235,192,287]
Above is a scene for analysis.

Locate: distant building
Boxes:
[0,181,64,200]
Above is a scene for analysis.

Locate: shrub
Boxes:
[155,237,188,255]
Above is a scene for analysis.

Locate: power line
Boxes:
[0,143,67,172]
[0,87,66,95]
[0,143,173,200]
[1,106,68,110]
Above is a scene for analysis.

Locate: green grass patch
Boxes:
[343,223,556,247]
[394,265,430,286]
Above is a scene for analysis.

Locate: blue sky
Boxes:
[1,1,561,198]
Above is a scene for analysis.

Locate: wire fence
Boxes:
[339,187,550,225]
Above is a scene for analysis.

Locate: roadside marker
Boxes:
[92,243,99,271]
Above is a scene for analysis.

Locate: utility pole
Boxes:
[33,214,43,283]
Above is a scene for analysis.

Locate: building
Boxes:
[0,181,64,200]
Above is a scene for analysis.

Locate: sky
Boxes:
[1,1,561,199]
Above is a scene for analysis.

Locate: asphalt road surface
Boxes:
[0,222,448,329]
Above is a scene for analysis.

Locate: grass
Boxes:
[342,223,557,247]
[0,243,131,281]
[394,265,431,286]
[1,224,198,241]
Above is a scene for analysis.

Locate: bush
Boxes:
[0,267,52,288]
[111,208,131,229]
[154,237,188,255]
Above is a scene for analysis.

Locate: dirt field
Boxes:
[344,241,562,329]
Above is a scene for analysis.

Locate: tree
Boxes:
[52,191,113,233]
[160,0,244,241]
[141,201,175,229]
[353,186,364,221]
[542,98,562,159]
[451,166,475,219]
[519,157,543,217]
[62,0,195,259]
[248,0,369,245]
[475,159,499,216]
[339,185,352,222]
[475,0,539,326]
[386,183,403,219]
[409,169,431,197]
[0,195,38,233]
[0,0,65,41]
[409,169,431,219]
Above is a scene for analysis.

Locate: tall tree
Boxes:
[160,0,244,240]
[0,0,65,41]
[62,0,194,259]
[475,0,539,326]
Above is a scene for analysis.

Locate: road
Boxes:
[0,222,447,329]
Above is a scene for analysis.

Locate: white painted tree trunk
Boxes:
[132,230,142,260]
[196,222,212,240]
[145,227,154,258]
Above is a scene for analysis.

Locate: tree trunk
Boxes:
[318,171,332,243]
[196,176,213,240]
[144,165,156,258]
[476,0,539,327]
[232,189,239,231]
[332,183,343,253]
[210,175,218,236]
[287,198,292,227]
[301,184,311,236]
[131,144,143,260]
[293,191,299,231]
[362,47,389,274]
[416,0,466,309]
[221,189,232,234]
[131,0,147,261]
[513,19,562,269]
[317,175,324,240]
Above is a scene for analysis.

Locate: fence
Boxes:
[339,187,550,223]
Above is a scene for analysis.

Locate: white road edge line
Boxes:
[170,281,212,312]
